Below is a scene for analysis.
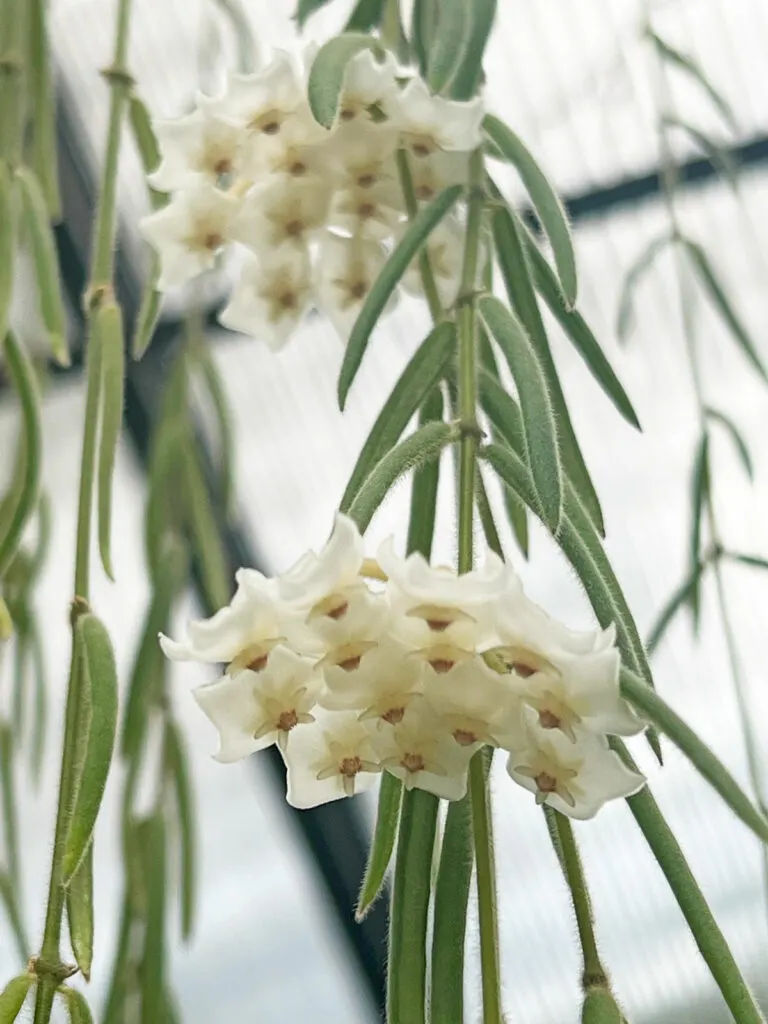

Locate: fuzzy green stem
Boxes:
[551,811,606,986]
[73,332,102,599]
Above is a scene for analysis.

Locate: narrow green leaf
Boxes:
[475,466,504,559]
[616,232,672,343]
[410,0,437,76]
[648,33,738,132]
[647,563,707,654]
[406,387,445,561]
[0,162,16,346]
[294,0,333,29]
[490,202,605,535]
[348,421,457,534]
[180,439,231,611]
[15,166,70,366]
[131,261,163,360]
[28,0,61,218]
[339,185,462,408]
[725,552,768,573]
[662,115,737,187]
[356,773,403,920]
[345,0,387,32]
[128,95,165,209]
[307,34,378,128]
[705,407,753,480]
[95,301,126,581]
[63,614,118,883]
[0,724,19,887]
[427,0,468,94]
[689,431,709,628]
[139,814,167,1024]
[581,988,622,1023]
[164,720,197,941]
[683,239,768,383]
[0,974,32,1022]
[484,115,577,307]
[67,844,94,981]
[0,871,29,965]
[194,343,236,514]
[387,789,439,1024]
[502,485,529,558]
[448,0,497,101]
[620,666,768,844]
[61,987,94,1024]
[524,234,641,429]
[480,294,563,533]
[340,322,455,513]
[431,795,472,1024]
[0,333,43,580]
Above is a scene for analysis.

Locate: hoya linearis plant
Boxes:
[0,2,766,1024]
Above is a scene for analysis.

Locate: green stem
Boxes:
[0,0,28,165]
[73,329,102,598]
[550,811,606,987]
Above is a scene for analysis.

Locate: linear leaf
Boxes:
[339,185,462,408]
[484,115,577,307]
[427,0,468,94]
[194,343,236,514]
[620,667,768,844]
[356,773,403,920]
[164,720,197,941]
[662,115,737,187]
[341,322,455,513]
[705,407,753,480]
[67,844,94,981]
[180,439,231,611]
[0,163,15,346]
[95,301,126,581]
[647,562,707,654]
[308,34,378,128]
[490,201,605,535]
[0,871,29,965]
[689,431,710,629]
[0,725,19,888]
[61,988,94,1024]
[348,421,457,533]
[63,614,118,883]
[725,552,768,573]
[480,294,563,532]
[406,387,445,561]
[617,232,673,343]
[15,167,69,366]
[139,814,167,1024]
[0,974,32,1022]
[431,793,472,1022]
[294,0,334,28]
[410,0,437,75]
[475,466,504,559]
[345,0,387,31]
[28,0,61,217]
[523,234,640,429]
[0,334,43,579]
[683,239,768,383]
[648,32,738,132]
[448,0,497,100]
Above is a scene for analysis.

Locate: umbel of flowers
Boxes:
[161,515,646,817]
[139,46,480,346]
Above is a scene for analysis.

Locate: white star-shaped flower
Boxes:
[402,214,464,307]
[423,657,524,751]
[283,708,381,808]
[334,49,400,125]
[194,645,320,761]
[488,597,644,740]
[371,703,473,800]
[159,568,283,674]
[382,76,484,156]
[220,248,313,349]
[408,151,469,203]
[319,638,425,726]
[200,50,309,137]
[232,179,330,253]
[139,185,240,290]
[328,126,400,192]
[146,107,246,192]
[506,728,645,819]
[327,180,404,241]
[315,233,393,341]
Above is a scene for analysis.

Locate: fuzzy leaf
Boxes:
[63,614,118,883]
[28,0,61,218]
[448,0,497,101]
[484,115,577,307]
[341,322,455,512]
[406,387,445,561]
[356,773,403,920]
[617,232,673,343]
[67,844,94,981]
[131,266,163,361]
[348,421,457,533]
[524,232,640,428]
[345,0,387,31]
[0,974,32,1022]
[705,407,753,480]
[339,185,462,408]
[427,0,468,93]
[480,295,563,533]
[307,34,378,128]
[95,301,126,581]
[620,666,768,844]
[684,239,768,383]
[410,0,437,75]
[61,989,94,1024]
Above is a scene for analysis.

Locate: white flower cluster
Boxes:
[139,48,483,347]
[161,516,646,818]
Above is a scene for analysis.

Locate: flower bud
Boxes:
[581,986,622,1023]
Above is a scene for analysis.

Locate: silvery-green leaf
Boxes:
[308,33,379,128]
[617,232,673,343]
[689,431,710,629]
[95,301,126,581]
[294,0,333,28]
[67,844,94,981]
[0,974,32,1023]
[427,0,468,93]
[346,0,386,31]
[356,773,402,921]
[406,386,445,561]
[647,561,708,655]
[448,0,497,101]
